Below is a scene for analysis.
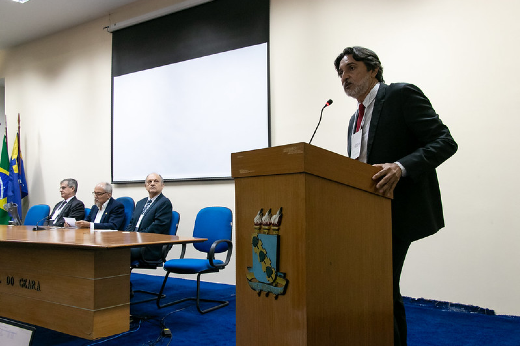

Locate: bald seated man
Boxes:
[126,173,173,263]
[76,182,125,230]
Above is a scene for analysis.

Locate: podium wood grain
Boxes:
[233,143,393,346]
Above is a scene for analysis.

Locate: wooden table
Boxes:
[0,226,206,340]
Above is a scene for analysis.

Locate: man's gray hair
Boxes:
[98,182,112,194]
[61,178,78,193]
[146,173,164,184]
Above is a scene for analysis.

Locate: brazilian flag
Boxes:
[0,135,10,224]
[7,133,27,221]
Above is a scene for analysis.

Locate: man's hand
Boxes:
[372,163,402,197]
[75,220,90,228]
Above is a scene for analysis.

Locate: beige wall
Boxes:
[1,0,519,315]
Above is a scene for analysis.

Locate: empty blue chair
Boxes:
[84,208,91,219]
[156,206,233,314]
[116,197,135,231]
[24,204,50,226]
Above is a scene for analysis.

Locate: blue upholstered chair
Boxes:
[84,208,90,219]
[156,206,233,314]
[116,197,135,231]
[131,210,180,304]
[164,210,181,253]
[23,204,50,226]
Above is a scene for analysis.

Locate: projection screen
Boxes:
[111,0,269,182]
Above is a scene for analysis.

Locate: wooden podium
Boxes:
[232,143,393,345]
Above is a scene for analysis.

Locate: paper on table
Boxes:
[63,217,78,228]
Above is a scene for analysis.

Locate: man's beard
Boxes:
[345,73,372,100]
[95,201,102,209]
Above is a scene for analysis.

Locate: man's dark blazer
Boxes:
[125,193,173,261]
[347,83,458,242]
[85,197,125,230]
[47,196,85,227]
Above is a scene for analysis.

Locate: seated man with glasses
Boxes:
[75,182,125,230]
[47,178,85,227]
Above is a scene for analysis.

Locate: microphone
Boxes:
[4,203,22,226]
[309,99,333,144]
[33,216,49,231]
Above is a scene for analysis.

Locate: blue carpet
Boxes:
[406,298,520,346]
[18,273,520,345]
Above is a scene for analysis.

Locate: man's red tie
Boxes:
[355,103,365,132]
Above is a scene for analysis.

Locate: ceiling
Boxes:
[0,0,140,50]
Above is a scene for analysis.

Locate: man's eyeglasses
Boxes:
[92,192,107,197]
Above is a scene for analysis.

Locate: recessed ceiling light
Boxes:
[12,0,31,3]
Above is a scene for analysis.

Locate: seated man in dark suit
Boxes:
[75,182,125,230]
[126,173,172,263]
[47,178,85,227]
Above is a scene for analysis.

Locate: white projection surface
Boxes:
[113,43,268,182]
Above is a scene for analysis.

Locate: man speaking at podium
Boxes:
[334,46,457,346]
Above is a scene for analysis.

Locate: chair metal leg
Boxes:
[130,262,168,305]
[156,272,229,314]
[131,289,166,305]
[130,276,166,305]
[193,272,229,314]
[156,271,174,308]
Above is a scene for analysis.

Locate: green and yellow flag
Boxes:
[0,134,10,224]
